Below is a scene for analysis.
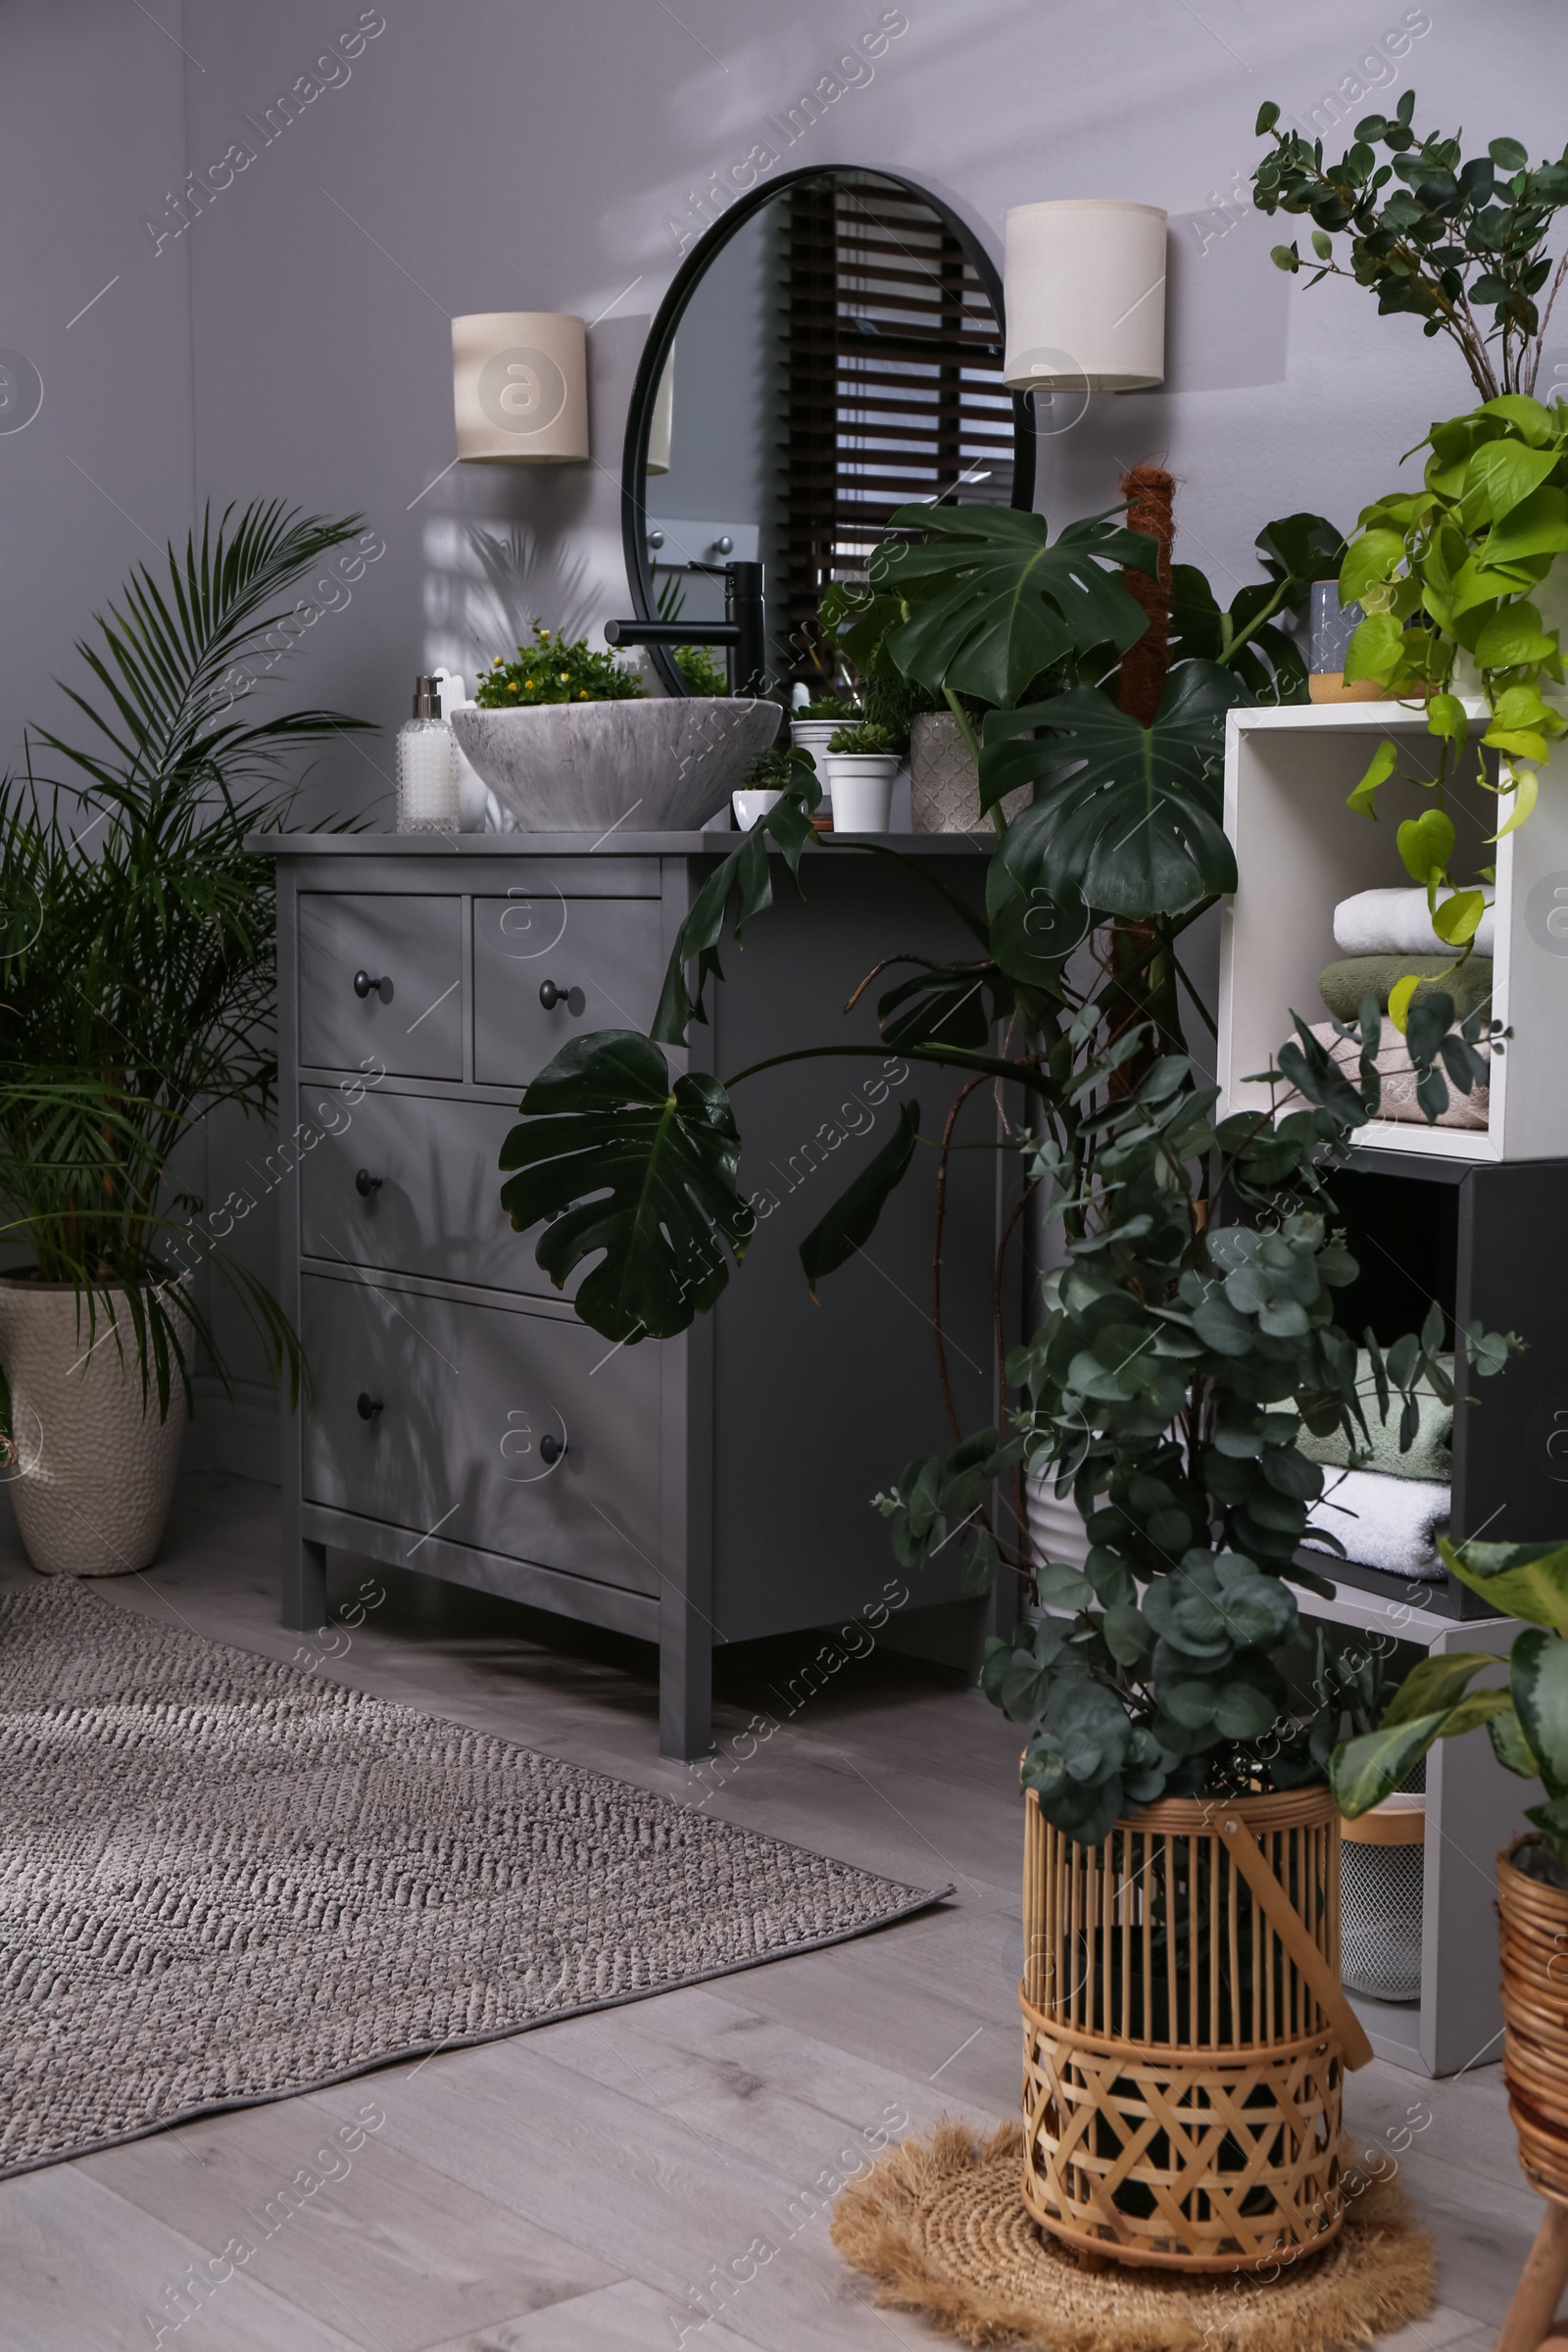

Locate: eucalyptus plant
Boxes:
[0,500,372,1413]
[970,1010,1508,1845]
[1251,90,1568,400]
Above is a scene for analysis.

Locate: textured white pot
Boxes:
[910,710,1029,831]
[0,1278,188,1577]
[450,698,780,831]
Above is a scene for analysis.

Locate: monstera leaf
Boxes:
[869,504,1156,709]
[799,1099,920,1298]
[979,662,1247,917]
[498,1031,752,1344]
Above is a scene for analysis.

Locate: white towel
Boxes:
[1333,885,1495,959]
[1302,1467,1449,1581]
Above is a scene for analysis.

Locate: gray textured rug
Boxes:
[0,1581,938,2178]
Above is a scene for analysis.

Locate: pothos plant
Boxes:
[1253,91,1568,1019]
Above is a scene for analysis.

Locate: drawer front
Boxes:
[472,895,662,1089]
[299,894,463,1079]
[298,1086,548,1295]
[300,1275,660,1592]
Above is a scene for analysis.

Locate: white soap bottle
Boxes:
[396,675,460,833]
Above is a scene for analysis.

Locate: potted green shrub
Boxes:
[821,720,901,832]
[451,620,778,832]
[0,500,370,1576]
[1333,1539,1568,2201]
[789,694,863,775]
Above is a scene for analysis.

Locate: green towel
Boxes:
[1318,955,1493,1023]
[1298,1351,1453,1482]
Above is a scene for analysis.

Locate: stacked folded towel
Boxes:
[1334,885,1495,958]
[1298,1351,1453,1480]
[1297,1020,1490,1128]
[1318,955,1494,1023]
[1303,1468,1449,1581]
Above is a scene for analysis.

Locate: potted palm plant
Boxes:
[0,500,371,1576]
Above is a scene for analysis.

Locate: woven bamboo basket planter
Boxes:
[1498,1834,1568,2201]
[1020,1784,1373,2274]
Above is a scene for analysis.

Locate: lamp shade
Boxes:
[1002,201,1167,393]
[453,312,590,464]
[645,347,675,475]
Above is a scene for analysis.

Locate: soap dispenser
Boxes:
[396,676,460,833]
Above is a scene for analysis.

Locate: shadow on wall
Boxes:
[1164,209,1290,393]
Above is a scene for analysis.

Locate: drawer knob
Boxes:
[354,969,390,1001]
[538,979,584,1013]
[540,1433,565,1466]
[357,1393,383,1422]
[355,1168,383,1198]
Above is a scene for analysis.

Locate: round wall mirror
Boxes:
[618,167,1036,697]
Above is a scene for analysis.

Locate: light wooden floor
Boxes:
[0,1472,1535,2351]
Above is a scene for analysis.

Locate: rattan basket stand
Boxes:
[1021,1783,1374,2274]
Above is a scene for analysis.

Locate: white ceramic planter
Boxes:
[451,697,781,832]
[820,754,900,832]
[0,1277,189,1577]
[788,717,853,808]
[732,788,782,831]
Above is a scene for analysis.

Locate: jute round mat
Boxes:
[831,2121,1436,2352]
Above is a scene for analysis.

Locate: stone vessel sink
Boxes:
[449,697,781,832]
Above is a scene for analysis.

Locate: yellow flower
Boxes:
[525,678,534,688]
[579,689,589,699]
[509,681,518,693]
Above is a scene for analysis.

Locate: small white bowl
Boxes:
[732,788,783,831]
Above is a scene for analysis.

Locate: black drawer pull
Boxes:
[354,969,390,1001]
[539,1433,565,1465]
[355,1168,383,1197]
[357,1393,383,1421]
[539,979,569,1009]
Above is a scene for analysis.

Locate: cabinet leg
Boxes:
[660,1609,713,1762]
[282,1536,327,1634]
[1496,2198,1568,2352]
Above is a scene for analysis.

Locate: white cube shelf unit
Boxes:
[1218,701,1568,1163]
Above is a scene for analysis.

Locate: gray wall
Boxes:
[4,0,1567,1468]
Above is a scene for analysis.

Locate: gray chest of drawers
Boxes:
[265,833,1004,1757]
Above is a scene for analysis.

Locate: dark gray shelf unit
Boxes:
[261,830,1013,1758]
[1303,1150,1568,1619]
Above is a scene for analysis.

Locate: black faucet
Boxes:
[605,560,768,698]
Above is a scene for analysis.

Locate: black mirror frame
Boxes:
[619,164,1037,697]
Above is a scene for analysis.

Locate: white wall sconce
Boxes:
[1002,201,1167,393]
[452,312,590,463]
